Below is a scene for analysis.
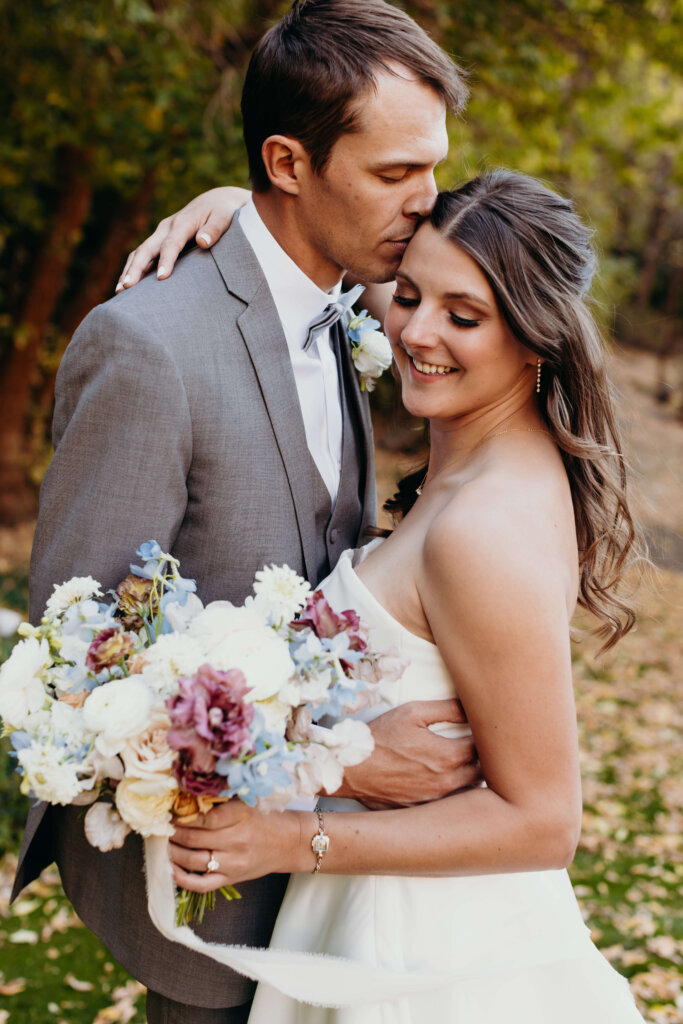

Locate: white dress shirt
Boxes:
[237,200,343,505]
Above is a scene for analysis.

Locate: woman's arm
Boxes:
[116,186,396,324]
[170,484,583,891]
[116,187,251,290]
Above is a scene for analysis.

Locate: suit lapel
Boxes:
[210,224,320,583]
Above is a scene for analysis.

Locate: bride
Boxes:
[127,171,645,1021]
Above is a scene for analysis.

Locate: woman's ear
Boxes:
[260,135,310,195]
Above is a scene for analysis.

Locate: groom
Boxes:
[14,2,470,1022]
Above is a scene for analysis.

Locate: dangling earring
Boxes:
[536,359,542,394]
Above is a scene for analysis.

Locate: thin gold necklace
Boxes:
[415,427,551,496]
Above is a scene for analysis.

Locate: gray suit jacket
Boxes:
[12,222,376,1007]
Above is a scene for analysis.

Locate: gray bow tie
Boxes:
[303,283,365,351]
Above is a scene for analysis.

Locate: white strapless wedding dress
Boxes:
[246,543,645,1023]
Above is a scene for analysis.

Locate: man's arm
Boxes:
[30,300,192,622]
[335,698,480,808]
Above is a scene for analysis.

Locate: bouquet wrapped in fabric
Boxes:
[0,542,407,924]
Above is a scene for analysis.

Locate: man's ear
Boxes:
[261,135,311,195]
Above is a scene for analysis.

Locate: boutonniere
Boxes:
[347,311,393,392]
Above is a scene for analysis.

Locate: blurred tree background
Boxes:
[0,0,681,523]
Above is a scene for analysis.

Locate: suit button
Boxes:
[329,528,339,544]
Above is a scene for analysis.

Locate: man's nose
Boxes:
[405,172,438,219]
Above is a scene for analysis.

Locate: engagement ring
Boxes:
[206,852,219,874]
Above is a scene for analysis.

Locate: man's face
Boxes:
[294,67,449,286]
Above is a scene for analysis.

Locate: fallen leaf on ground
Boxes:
[8,928,38,944]
[0,977,26,995]
[64,972,94,992]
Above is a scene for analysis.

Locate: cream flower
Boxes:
[84,801,132,851]
[82,677,153,757]
[115,775,178,837]
[350,329,393,391]
[44,576,103,622]
[0,637,50,730]
[120,710,175,779]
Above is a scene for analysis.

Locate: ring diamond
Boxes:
[206,853,220,873]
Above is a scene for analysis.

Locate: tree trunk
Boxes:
[0,146,93,525]
[32,170,159,443]
[636,152,673,310]
[59,169,158,336]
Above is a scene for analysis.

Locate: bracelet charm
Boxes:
[311,810,330,874]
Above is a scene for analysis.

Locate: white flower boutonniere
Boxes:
[347,311,393,392]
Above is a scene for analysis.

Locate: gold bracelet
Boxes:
[311,809,330,874]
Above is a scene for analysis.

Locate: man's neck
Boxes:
[253,191,343,293]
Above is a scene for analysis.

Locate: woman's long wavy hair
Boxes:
[384,170,640,650]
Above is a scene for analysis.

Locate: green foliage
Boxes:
[0,0,681,491]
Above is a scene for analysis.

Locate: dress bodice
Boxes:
[320,541,471,731]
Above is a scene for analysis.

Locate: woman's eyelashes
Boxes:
[392,293,480,328]
[450,312,480,328]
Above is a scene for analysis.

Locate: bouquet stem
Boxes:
[176,885,241,927]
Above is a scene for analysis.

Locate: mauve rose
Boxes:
[292,591,368,655]
[166,664,255,796]
[86,627,137,673]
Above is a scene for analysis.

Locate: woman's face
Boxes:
[386,223,536,424]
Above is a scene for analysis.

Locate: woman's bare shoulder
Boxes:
[421,447,576,601]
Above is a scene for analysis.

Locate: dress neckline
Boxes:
[338,544,437,651]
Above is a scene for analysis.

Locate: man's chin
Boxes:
[346,257,402,285]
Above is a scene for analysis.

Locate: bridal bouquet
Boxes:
[0,542,406,923]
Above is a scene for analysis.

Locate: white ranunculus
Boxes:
[213,630,294,702]
[17,742,87,805]
[115,774,177,837]
[0,637,50,729]
[82,677,153,757]
[44,576,103,622]
[351,330,393,377]
[189,603,295,701]
[84,801,132,851]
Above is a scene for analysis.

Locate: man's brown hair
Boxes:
[241,0,468,192]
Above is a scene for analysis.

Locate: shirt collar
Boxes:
[237,199,342,350]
